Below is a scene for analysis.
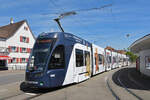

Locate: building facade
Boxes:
[0,19,35,70]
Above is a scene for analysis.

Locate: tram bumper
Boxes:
[25,72,50,88]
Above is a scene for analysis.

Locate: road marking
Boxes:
[0,89,8,93]
[25,93,37,96]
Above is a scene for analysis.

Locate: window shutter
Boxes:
[29,48,31,53]
[8,59,11,63]
[26,37,29,43]
[27,48,30,53]
[8,46,11,52]
[27,48,29,53]
[20,58,22,63]
[17,58,19,63]
[26,58,28,62]
[20,47,22,53]
[20,36,22,42]
[17,47,19,52]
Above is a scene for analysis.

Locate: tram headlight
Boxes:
[40,82,44,86]
[53,34,58,38]
[34,72,43,77]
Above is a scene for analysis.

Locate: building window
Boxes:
[12,58,17,63]
[9,46,18,52]
[145,56,150,68]
[24,26,28,31]
[12,47,17,52]
[22,37,26,42]
[22,58,26,63]
[20,36,29,43]
[22,48,27,53]
[76,49,84,67]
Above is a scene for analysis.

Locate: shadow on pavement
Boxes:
[112,67,150,90]
[20,82,75,94]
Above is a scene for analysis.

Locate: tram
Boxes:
[25,32,129,88]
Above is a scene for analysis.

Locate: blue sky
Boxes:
[0,0,150,50]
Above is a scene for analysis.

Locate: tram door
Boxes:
[74,47,91,83]
[74,49,84,83]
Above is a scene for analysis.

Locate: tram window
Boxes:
[48,45,65,69]
[84,51,90,66]
[113,57,116,63]
[107,56,111,63]
[98,54,103,64]
[94,53,99,65]
[109,56,112,63]
[76,49,84,67]
[95,56,96,65]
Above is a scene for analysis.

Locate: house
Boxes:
[0,18,35,70]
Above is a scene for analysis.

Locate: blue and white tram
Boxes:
[92,44,105,75]
[25,32,128,88]
[111,51,118,69]
[25,32,92,88]
[118,53,122,68]
[105,49,112,71]
[122,54,127,67]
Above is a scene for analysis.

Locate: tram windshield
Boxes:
[27,38,53,71]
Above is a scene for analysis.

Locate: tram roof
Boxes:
[38,32,91,46]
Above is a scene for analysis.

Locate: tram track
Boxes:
[2,66,149,100]
[105,76,120,100]
[106,66,146,100]
[116,68,143,100]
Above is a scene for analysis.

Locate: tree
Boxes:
[126,51,137,62]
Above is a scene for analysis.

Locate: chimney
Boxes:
[10,18,14,24]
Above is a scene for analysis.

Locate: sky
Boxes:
[0,0,150,50]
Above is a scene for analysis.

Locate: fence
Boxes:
[8,65,26,70]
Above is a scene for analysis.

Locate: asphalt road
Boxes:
[111,65,150,100]
[0,71,25,85]
[0,65,150,100]
[0,73,24,85]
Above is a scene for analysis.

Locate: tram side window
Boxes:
[48,45,65,69]
[113,57,116,63]
[98,54,103,64]
[84,51,90,66]
[76,49,84,67]
[107,56,112,63]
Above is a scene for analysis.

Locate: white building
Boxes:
[0,19,35,70]
[130,34,150,77]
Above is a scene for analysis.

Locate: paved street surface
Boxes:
[0,70,24,85]
[0,65,150,100]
